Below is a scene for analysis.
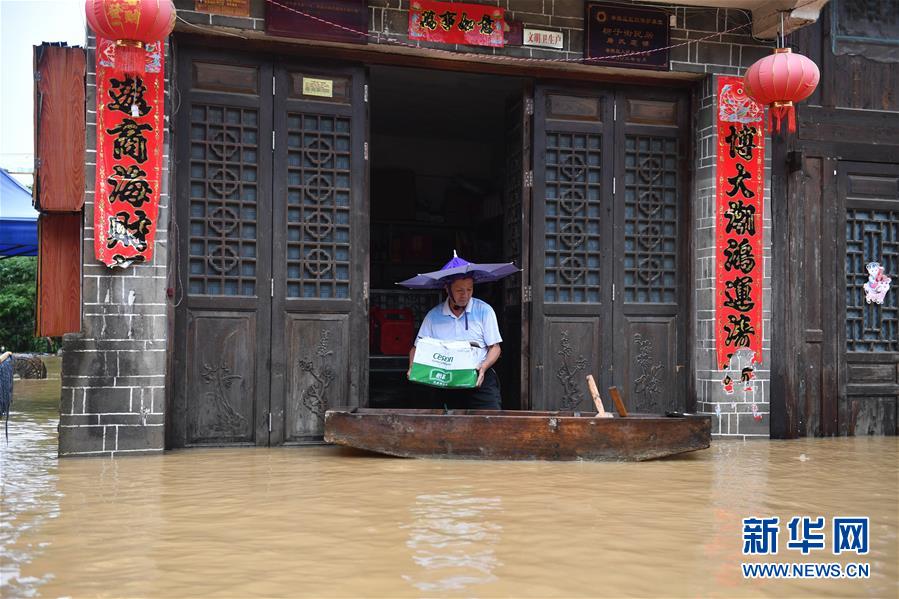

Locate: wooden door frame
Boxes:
[168,39,701,447]
[611,86,693,413]
[836,159,899,436]
[269,60,369,444]
[529,80,694,412]
[169,45,275,447]
[530,84,616,409]
[772,135,899,438]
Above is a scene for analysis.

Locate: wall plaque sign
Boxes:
[585,2,669,70]
[303,77,334,98]
[523,27,563,49]
[194,0,250,18]
[408,0,505,48]
[715,76,765,376]
[266,0,368,45]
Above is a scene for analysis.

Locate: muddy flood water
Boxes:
[1,366,897,598]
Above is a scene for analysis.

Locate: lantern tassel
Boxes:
[787,105,796,133]
[115,44,146,74]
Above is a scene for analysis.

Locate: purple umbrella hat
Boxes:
[397,250,520,289]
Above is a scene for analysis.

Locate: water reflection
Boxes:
[0,376,63,596]
[2,367,897,598]
[402,491,502,591]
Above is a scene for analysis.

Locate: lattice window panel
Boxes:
[286,113,352,299]
[544,131,602,303]
[188,104,259,296]
[845,208,898,352]
[623,135,678,304]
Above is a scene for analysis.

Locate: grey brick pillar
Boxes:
[692,73,772,439]
[58,34,171,456]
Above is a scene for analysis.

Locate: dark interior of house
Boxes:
[367,65,524,407]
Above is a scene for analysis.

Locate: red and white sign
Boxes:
[715,76,765,370]
[94,39,164,268]
[408,0,505,47]
[523,28,564,49]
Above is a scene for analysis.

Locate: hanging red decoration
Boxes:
[85,0,176,73]
[743,48,819,134]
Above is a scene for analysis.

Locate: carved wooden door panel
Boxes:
[611,89,689,415]
[530,86,688,413]
[172,50,274,446]
[270,64,368,444]
[838,162,899,435]
[531,88,615,411]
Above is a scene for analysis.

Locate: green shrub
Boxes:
[0,257,58,353]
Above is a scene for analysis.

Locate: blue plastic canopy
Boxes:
[0,168,38,258]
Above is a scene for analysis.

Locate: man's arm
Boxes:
[407,346,416,379]
[476,343,501,387]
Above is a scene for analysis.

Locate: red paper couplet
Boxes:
[94,38,164,268]
[409,0,505,47]
[715,76,765,370]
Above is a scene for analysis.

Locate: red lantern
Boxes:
[743,48,819,134]
[85,0,176,73]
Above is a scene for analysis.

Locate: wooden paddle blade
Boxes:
[608,386,629,417]
[585,375,609,417]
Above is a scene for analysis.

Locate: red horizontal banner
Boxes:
[409,0,505,47]
[94,39,164,268]
[716,76,765,377]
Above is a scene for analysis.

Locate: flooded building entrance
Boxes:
[169,46,692,448]
[367,66,526,410]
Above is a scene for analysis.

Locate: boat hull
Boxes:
[324,408,711,461]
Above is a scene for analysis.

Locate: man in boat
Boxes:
[407,274,503,410]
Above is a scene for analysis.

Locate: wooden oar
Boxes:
[586,375,612,418]
[607,386,629,417]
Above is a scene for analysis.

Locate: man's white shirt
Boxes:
[415,297,502,364]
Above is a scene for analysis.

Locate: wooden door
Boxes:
[611,90,690,414]
[530,85,688,413]
[172,48,368,447]
[531,87,615,411]
[838,161,899,434]
[270,63,369,444]
[172,50,274,446]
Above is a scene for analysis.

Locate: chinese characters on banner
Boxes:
[94,39,164,268]
[409,0,505,47]
[716,76,765,383]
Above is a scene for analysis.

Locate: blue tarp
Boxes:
[0,168,38,258]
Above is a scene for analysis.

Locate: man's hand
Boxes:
[476,366,485,388]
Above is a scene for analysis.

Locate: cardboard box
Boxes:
[409,337,480,389]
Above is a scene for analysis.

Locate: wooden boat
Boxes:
[324,407,711,462]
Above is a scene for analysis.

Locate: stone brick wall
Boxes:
[177,1,771,76]
[59,1,777,454]
[58,34,171,457]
